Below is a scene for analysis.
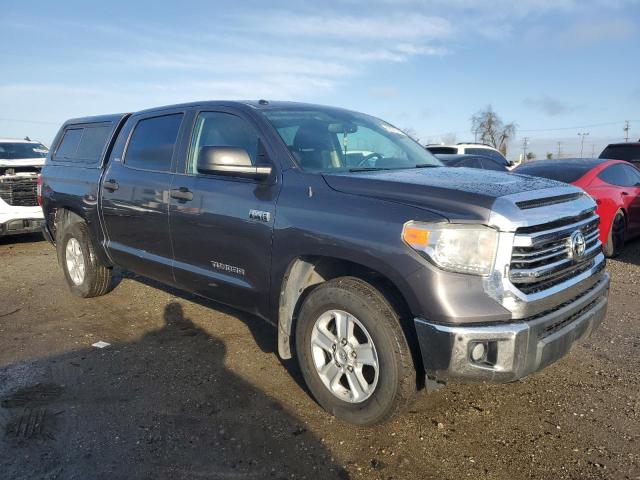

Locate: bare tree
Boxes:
[470,106,517,155]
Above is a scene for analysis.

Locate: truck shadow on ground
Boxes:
[0,302,348,480]
[119,271,313,395]
[617,237,640,267]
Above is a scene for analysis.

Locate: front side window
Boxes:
[125,114,183,171]
[598,164,636,187]
[263,108,441,173]
[0,141,48,160]
[188,112,259,174]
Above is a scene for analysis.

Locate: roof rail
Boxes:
[456,142,493,147]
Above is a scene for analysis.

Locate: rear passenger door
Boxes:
[169,108,280,316]
[100,110,185,284]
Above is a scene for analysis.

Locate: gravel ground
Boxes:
[0,233,638,480]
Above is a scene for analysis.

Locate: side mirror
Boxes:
[197,146,272,180]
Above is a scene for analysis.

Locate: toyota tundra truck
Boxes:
[40,101,610,425]
[0,138,48,236]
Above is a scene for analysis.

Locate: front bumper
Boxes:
[415,272,609,383]
[0,217,44,236]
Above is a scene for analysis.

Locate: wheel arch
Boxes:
[276,256,416,365]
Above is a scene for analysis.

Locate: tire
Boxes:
[604,211,626,258]
[295,276,417,425]
[58,221,113,298]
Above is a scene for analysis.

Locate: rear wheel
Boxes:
[295,277,417,425]
[604,211,626,258]
[59,222,113,298]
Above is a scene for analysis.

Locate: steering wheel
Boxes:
[357,152,383,167]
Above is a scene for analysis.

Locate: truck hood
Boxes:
[0,158,45,168]
[322,167,572,223]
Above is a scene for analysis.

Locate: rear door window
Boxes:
[598,164,636,187]
[125,114,183,171]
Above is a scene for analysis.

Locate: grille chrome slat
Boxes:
[0,176,39,207]
[509,211,602,294]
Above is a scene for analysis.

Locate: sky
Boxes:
[1,0,639,160]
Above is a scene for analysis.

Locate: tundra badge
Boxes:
[249,209,271,222]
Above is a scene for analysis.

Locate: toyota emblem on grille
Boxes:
[569,230,586,260]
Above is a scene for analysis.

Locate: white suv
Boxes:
[426,143,512,167]
[0,138,47,237]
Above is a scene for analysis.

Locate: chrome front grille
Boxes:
[0,176,38,207]
[509,212,602,294]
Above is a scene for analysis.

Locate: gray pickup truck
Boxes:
[41,101,609,425]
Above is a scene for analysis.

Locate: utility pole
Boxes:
[624,120,630,142]
[522,137,529,162]
[591,144,596,158]
[557,141,562,159]
[578,132,589,158]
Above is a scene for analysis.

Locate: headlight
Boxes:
[402,222,498,275]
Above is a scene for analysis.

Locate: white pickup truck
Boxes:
[0,138,47,237]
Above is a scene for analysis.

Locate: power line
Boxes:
[0,117,61,126]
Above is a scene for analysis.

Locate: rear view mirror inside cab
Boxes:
[328,123,358,134]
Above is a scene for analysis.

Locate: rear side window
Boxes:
[125,114,183,171]
[465,148,507,164]
[55,128,83,159]
[54,124,113,165]
[599,144,640,162]
[427,146,457,155]
[75,125,112,161]
[598,164,637,187]
[480,158,507,171]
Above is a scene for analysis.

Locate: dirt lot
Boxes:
[0,234,638,480]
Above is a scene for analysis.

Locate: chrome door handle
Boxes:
[103,179,119,191]
[170,187,193,201]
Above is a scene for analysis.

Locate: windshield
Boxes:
[262,108,441,172]
[599,144,640,162]
[515,163,591,183]
[0,142,49,160]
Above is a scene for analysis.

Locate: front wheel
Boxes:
[295,277,417,425]
[604,211,626,258]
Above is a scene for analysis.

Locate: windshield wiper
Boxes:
[348,167,392,172]
[414,164,441,168]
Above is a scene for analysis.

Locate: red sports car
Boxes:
[515,158,640,257]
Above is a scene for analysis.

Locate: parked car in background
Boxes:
[599,142,640,166]
[435,153,508,171]
[41,101,609,425]
[426,143,512,166]
[515,158,640,257]
[0,138,47,237]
